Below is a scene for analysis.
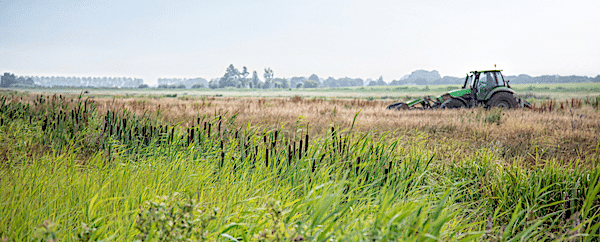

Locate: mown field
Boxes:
[1,87,599,241]
[12,82,600,100]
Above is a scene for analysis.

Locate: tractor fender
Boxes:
[485,87,515,100]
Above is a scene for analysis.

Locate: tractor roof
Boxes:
[470,70,503,73]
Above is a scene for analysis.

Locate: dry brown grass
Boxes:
[13,93,600,164]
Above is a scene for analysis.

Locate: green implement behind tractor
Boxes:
[387,70,531,110]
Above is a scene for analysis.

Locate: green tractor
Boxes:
[387,70,531,110]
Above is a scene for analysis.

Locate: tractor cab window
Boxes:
[475,72,497,100]
[492,72,504,86]
[465,74,474,89]
[486,72,499,87]
[478,73,487,86]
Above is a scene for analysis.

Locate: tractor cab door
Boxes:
[464,74,473,89]
[474,72,499,100]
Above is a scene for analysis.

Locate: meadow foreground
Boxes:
[1,91,599,241]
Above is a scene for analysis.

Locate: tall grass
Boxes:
[0,92,599,241]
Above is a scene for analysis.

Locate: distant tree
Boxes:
[289,76,306,88]
[133,78,144,87]
[296,83,303,88]
[252,71,260,89]
[187,78,208,88]
[1,73,16,87]
[303,80,318,88]
[336,77,354,87]
[240,66,250,88]
[323,77,337,87]
[9,76,35,87]
[220,64,240,88]
[273,78,288,89]
[376,76,387,86]
[241,66,249,78]
[158,84,168,89]
[308,74,319,82]
[176,84,186,89]
[263,68,274,89]
[593,75,600,83]
[20,77,34,86]
[414,78,428,85]
[138,84,149,88]
[389,80,404,86]
[208,78,219,89]
[356,78,365,86]
[191,84,205,88]
[367,80,378,86]
[281,79,290,88]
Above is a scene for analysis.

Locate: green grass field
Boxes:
[1,89,599,241]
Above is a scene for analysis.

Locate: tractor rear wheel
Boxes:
[441,98,465,109]
[487,92,518,109]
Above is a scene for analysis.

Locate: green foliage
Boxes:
[136,193,217,241]
[0,92,599,241]
[76,222,98,242]
[32,220,59,242]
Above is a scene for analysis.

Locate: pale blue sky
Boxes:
[1,0,599,84]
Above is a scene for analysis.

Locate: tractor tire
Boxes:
[387,102,408,110]
[441,98,465,109]
[487,92,518,109]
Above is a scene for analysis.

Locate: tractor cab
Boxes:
[463,70,508,101]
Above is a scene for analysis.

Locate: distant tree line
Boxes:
[0,72,143,88]
[206,65,293,89]
[3,69,599,90]
[205,65,360,89]
[504,74,600,84]
[384,70,464,86]
[0,73,33,88]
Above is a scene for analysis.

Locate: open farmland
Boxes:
[11,82,600,100]
[1,89,599,241]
